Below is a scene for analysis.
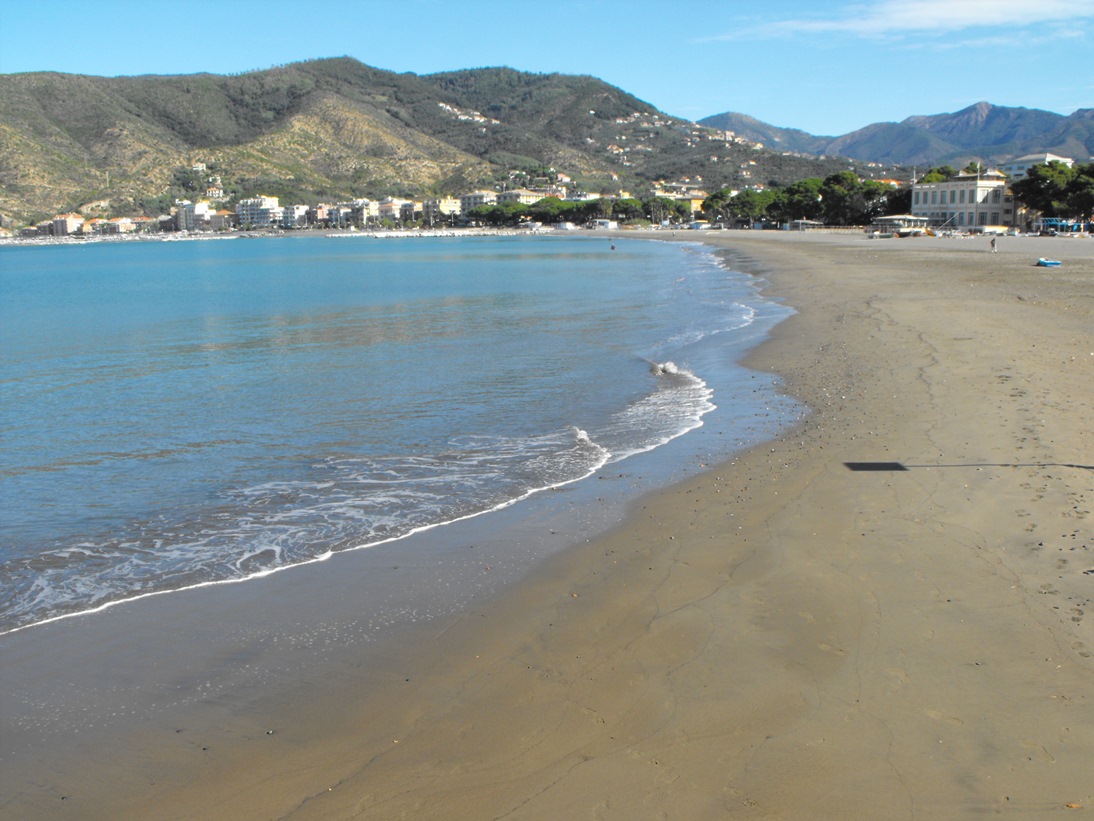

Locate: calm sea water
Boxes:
[0,234,794,632]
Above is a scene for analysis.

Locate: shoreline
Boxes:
[0,233,795,637]
[3,231,1092,818]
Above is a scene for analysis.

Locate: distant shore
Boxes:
[2,230,1091,819]
[0,226,537,247]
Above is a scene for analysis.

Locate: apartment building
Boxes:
[422,197,461,224]
[399,201,422,223]
[280,205,309,229]
[460,190,497,214]
[496,189,540,205]
[999,153,1073,181]
[175,200,211,231]
[51,213,84,235]
[236,196,282,227]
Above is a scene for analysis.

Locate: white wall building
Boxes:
[460,190,497,214]
[999,153,1074,181]
[236,196,282,227]
[496,189,541,205]
[175,200,211,231]
[911,170,1015,228]
[376,198,410,222]
[280,205,309,229]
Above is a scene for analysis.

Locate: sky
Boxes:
[1,0,1091,136]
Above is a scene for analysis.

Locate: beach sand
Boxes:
[3,232,1091,819]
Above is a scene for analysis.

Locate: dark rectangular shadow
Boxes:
[844,462,908,471]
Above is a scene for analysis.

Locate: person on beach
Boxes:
[990,236,997,253]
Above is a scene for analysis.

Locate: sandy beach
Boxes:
[2,231,1091,819]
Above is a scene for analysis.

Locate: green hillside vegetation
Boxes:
[0,57,901,224]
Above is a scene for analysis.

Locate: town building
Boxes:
[422,197,461,224]
[280,205,309,229]
[208,210,237,231]
[399,201,422,223]
[52,213,84,235]
[236,196,282,228]
[101,217,135,235]
[496,189,541,205]
[175,200,211,231]
[131,216,158,233]
[460,190,497,214]
[999,153,1074,181]
[911,170,1015,229]
[378,197,410,222]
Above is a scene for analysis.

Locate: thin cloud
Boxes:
[709,0,1094,41]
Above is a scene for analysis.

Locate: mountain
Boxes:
[696,112,830,156]
[0,58,889,223]
[699,103,1094,167]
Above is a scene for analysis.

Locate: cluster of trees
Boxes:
[469,172,912,229]
[468,195,693,226]
[700,171,909,227]
[1010,161,1094,221]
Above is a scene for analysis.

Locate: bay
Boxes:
[0,233,796,632]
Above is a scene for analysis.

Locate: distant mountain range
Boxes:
[699,102,1094,168]
[2,56,1090,225]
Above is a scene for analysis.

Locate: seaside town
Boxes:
[5,149,1091,242]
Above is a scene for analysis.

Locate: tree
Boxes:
[858,180,893,222]
[529,197,580,224]
[768,178,822,223]
[1011,161,1077,217]
[612,198,645,222]
[642,196,677,225]
[918,165,958,183]
[815,172,891,225]
[819,171,861,224]
[701,189,735,224]
[1064,162,1094,222]
[730,189,775,223]
[883,186,912,215]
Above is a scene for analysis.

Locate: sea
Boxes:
[0,233,799,635]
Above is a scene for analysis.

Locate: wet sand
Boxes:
[2,231,1092,819]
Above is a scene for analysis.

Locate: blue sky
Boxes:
[1,0,1091,136]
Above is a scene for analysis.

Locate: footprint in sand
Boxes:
[925,709,964,725]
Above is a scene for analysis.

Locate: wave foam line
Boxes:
[0,429,611,637]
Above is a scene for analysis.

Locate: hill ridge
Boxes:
[699,102,1093,167]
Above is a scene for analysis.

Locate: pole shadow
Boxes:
[844,461,1092,472]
